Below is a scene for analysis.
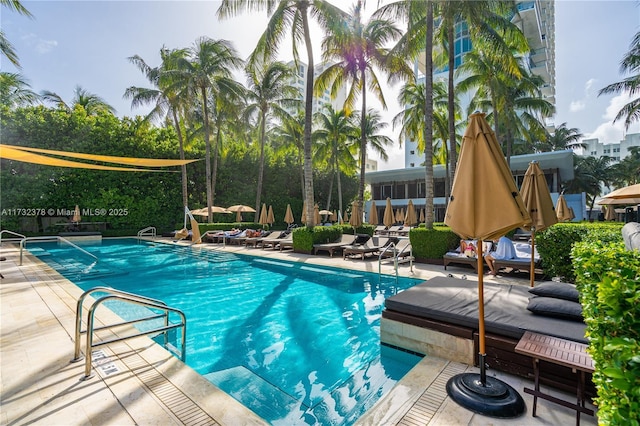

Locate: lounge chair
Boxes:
[277,234,295,251]
[313,234,356,257]
[379,238,412,263]
[374,225,388,235]
[244,231,274,248]
[343,236,390,260]
[261,231,290,249]
[385,225,404,236]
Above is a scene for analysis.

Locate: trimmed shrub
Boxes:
[409,226,460,260]
[291,225,343,253]
[572,240,640,425]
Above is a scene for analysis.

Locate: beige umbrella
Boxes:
[603,183,640,200]
[404,200,417,227]
[443,113,529,416]
[597,196,640,205]
[319,209,331,223]
[419,208,425,223]
[191,206,230,216]
[349,201,362,228]
[330,210,338,222]
[368,201,378,225]
[72,205,81,223]
[343,211,349,224]
[383,198,394,228]
[604,205,616,221]
[520,161,558,287]
[258,203,269,226]
[227,204,256,222]
[568,206,575,220]
[267,205,275,225]
[313,204,320,226]
[284,204,294,225]
[394,208,402,223]
[555,194,572,222]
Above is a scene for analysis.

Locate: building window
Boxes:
[410,150,415,155]
[381,184,392,199]
[394,183,406,199]
[591,151,597,155]
[408,182,417,198]
[613,147,620,153]
[604,149,610,154]
[410,162,415,167]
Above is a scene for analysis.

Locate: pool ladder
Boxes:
[72,286,186,380]
[378,242,414,278]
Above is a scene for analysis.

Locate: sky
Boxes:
[2,0,640,171]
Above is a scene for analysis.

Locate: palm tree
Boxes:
[538,123,585,152]
[313,105,358,216]
[353,108,393,168]
[173,37,243,223]
[41,86,116,115]
[599,31,640,130]
[244,61,300,221]
[566,154,614,215]
[217,0,346,228]
[272,111,306,196]
[124,47,191,209]
[609,146,640,186]
[316,1,409,214]
[1,0,32,69]
[0,72,39,107]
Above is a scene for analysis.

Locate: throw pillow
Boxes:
[527,296,583,321]
[528,281,580,302]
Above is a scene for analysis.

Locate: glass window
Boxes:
[408,182,417,198]
[381,184,392,199]
[394,183,406,199]
[417,182,426,198]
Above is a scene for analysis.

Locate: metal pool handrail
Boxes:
[72,286,186,380]
[0,229,26,244]
[137,226,157,238]
[19,236,98,266]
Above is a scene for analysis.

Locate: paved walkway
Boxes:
[0,238,597,425]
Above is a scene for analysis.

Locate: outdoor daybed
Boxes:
[381,276,593,394]
[443,241,542,275]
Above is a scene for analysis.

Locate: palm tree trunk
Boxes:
[301,6,315,227]
[326,168,335,213]
[211,115,222,212]
[423,1,435,229]
[201,86,213,223]
[172,109,189,209]
[337,160,343,217]
[255,112,267,222]
[447,23,457,195]
[358,68,367,216]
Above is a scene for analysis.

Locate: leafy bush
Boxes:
[537,223,623,283]
[572,241,640,425]
[292,225,344,253]
[409,226,460,260]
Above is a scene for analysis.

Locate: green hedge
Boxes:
[409,226,460,260]
[572,241,640,425]
[537,223,623,283]
[292,225,343,253]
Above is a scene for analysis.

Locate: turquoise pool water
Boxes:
[29,238,423,425]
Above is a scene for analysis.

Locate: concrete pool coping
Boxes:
[0,237,597,425]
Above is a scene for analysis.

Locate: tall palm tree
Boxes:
[538,122,585,152]
[353,108,393,168]
[313,105,358,216]
[217,0,346,228]
[0,72,39,107]
[316,0,409,213]
[41,86,116,115]
[244,60,300,220]
[566,154,614,215]
[599,30,640,130]
[173,37,243,223]
[272,111,306,196]
[124,47,191,209]
[1,0,32,69]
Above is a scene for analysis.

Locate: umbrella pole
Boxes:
[530,230,536,287]
[477,240,487,386]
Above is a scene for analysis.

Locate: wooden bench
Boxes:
[515,331,595,426]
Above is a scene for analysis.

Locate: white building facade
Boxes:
[582,133,640,163]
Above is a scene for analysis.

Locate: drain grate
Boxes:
[397,361,467,425]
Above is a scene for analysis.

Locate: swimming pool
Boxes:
[28,238,423,425]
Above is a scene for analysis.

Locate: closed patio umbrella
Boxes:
[258,203,268,226]
[419,208,425,223]
[330,210,337,222]
[368,201,378,225]
[520,161,558,287]
[301,201,307,224]
[267,205,275,225]
[604,205,616,221]
[404,200,417,227]
[314,204,320,226]
[343,211,349,224]
[349,201,362,228]
[284,204,294,225]
[383,198,394,228]
[444,112,529,417]
[555,194,572,222]
[72,205,81,223]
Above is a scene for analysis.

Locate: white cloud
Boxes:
[585,92,640,143]
[569,78,598,113]
[21,33,58,54]
[569,100,585,112]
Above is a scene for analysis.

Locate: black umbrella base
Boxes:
[446,373,525,418]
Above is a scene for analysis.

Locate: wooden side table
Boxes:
[515,331,595,426]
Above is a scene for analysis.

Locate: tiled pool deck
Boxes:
[0,238,597,425]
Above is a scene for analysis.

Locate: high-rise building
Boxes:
[405,0,556,168]
[582,133,640,163]
[285,60,347,116]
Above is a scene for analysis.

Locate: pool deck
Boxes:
[0,238,598,425]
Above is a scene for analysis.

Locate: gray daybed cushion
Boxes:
[526,296,583,321]
[384,276,587,343]
[528,281,580,302]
